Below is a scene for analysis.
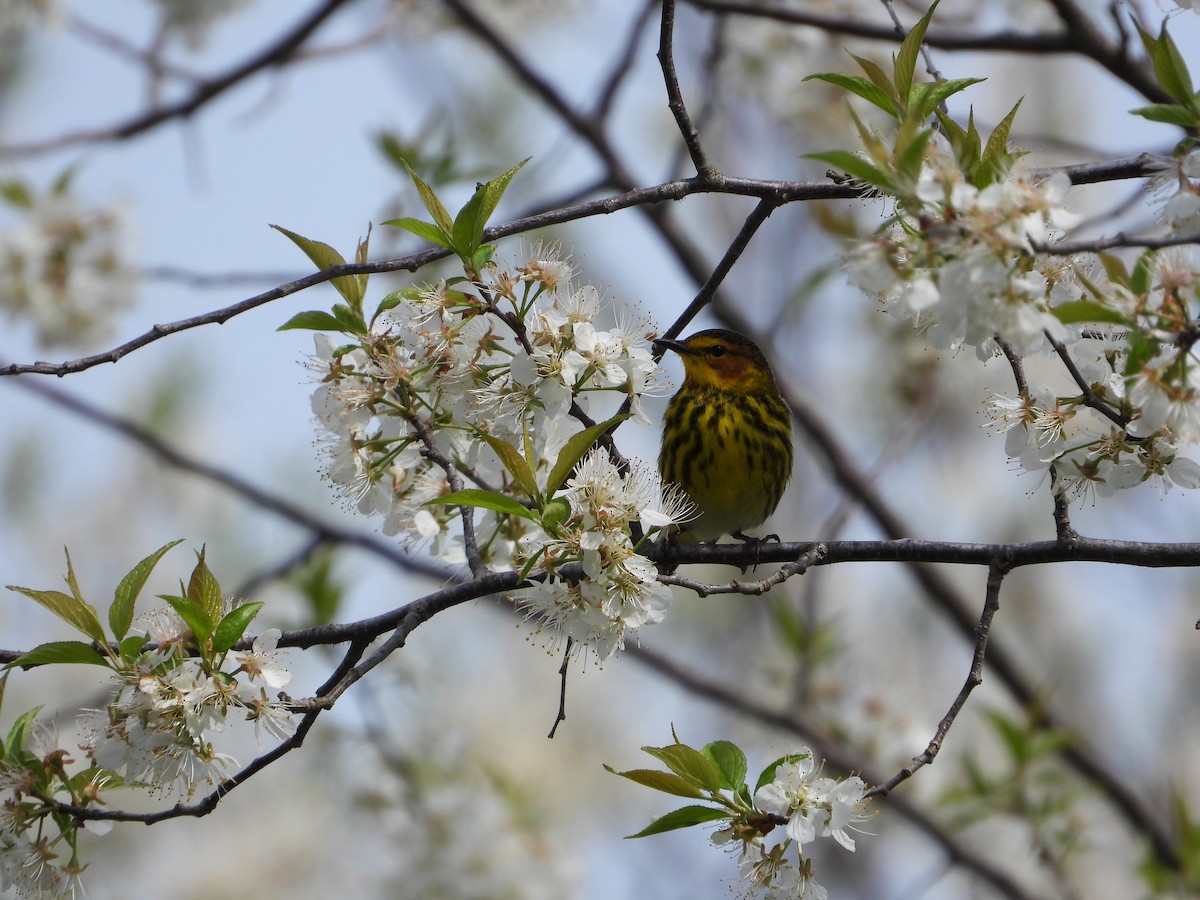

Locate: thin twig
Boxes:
[658,0,715,177]
[547,638,573,738]
[0,0,354,158]
[868,560,1008,797]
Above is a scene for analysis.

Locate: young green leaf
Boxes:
[278,310,348,333]
[110,540,183,642]
[603,765,707,799]
[642,743,723,793]
[980,99,1022,171]
[544,415,630,499]
[400,160,456,236]
[1130,104,1198,127]
[382,216,455,250]
[187,548,225,629]
[270,225,365,309]
[754,752,811,794]
[1131,250,1157,296]
[161,594,214,642]
[803,72,895,116]
[914,77,986,122]
[1051,301,1130,327]
[894,0,941,109]
[703,741,748,792]
[451,158,530,258]
[213,601,264,654]
[625,805,729,838]
[474,430,541,502]
[425,489,539,521]
[6,586,106,644]
[804,150,891,190]
[5,641,110,670]
[1140,23,1196,109]
[850,53,899,108]
[119,634,147,664]
[5,706,43,759]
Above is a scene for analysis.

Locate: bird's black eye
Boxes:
[709,345,728,357]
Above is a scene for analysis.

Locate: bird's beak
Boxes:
[653,337,690,355]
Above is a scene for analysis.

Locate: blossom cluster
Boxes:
[514,451,693,658]
[0,622,293,898]
[78,622,295,796]
[716,752,871,900]
[307,243,687,657]
[846,138,1200,503]
[0,180,135,350]
[846,141,1081,361]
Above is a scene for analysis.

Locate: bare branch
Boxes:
[869,561,1007,797]
[0,0,355,159]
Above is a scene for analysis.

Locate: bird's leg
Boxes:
[732,532,780,572]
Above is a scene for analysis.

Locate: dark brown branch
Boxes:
[0,154,1161,380]
[658,0,715,177]
[0,0,354,158]
[869,561,1007,797]
[683,0,1172,105]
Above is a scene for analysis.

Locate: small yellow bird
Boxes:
[655,329,793,542]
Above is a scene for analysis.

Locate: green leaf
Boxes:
[539,496,573,534]
[119,634,147,663]
[1130,104,1198,127]
[330,302,367,335]
[425,489,539,521]
[803,72,895,116]
[1124,330,1161,378]
[981,98,1022,169]
[0,180,32,209]
[1099,252,1131,289]
[5,706,43,759]
[894,0,941,108]
[382,217,455,250]
[451,158,530,257]
[269,225,364,309]
[373,290,406,321]
[850,53,899,107]
[703,741,748,792]
[642,743,723,793]
[803,150,891,189]
[754,752,811,794]
[895,128,933,189]
[213,601,264,654]
[186,548,224,630]
[278,310,347,332]
[625,805,729,838]
[474,430,541,502]
[603,765,706,799]
[1051,301,1130,327]
[400,160,456,236]
[916,77,986,120]
[6,586,105,644]
[1131,250,1156,296]
[1145,23,1196,108]
[110,540,183,642]
[544,415,629,498]
[6,641,110,669]
[160,594,214,642]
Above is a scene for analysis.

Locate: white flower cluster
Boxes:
[848,140,1200,503]
[715,752,871,900]
[78,623,294,798]
[0,188,135,350]
[847,141,1080,361]
[308,245,685,655]
[514,451,693,658]
[1154,150,1200,233]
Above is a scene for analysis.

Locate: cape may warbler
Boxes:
[655,329,793,541]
